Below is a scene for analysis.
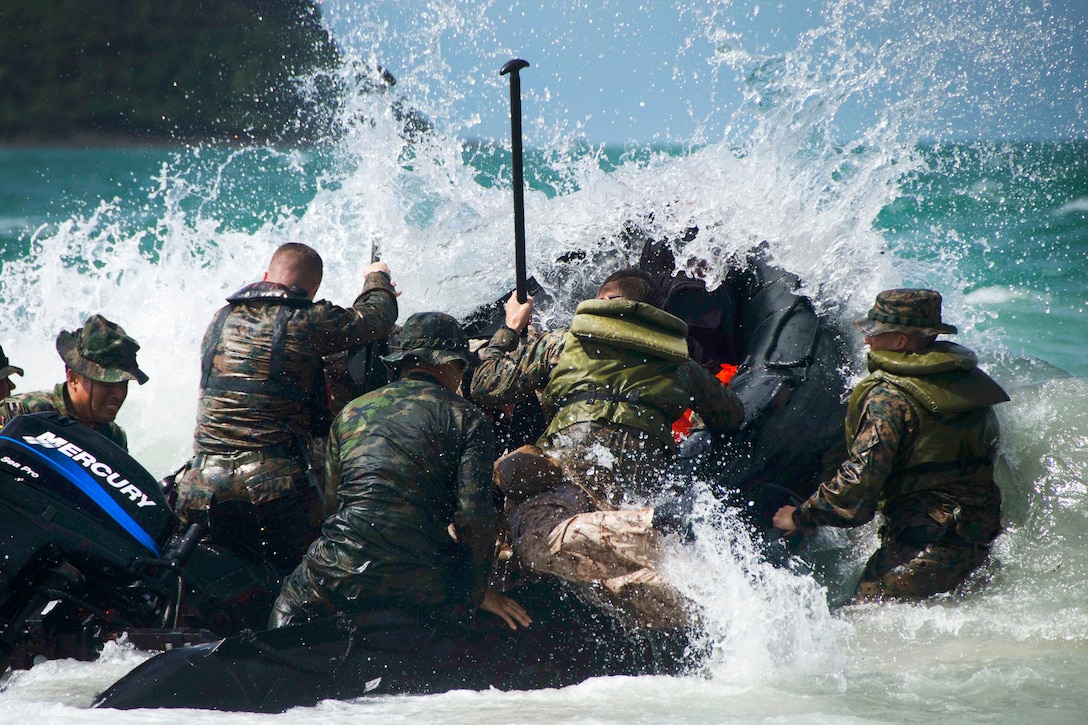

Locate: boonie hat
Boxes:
[382,312,472,367]
[56,314,149,384]
[0,344,23,380]
[854,288,958,337]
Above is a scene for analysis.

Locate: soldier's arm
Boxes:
[0,392,56,426]
[311,270,399,355]
[451,408,499,605]
[681,360,744,432]
[469,328,565,407]
[322,423,345,518]
[792,386,916,530]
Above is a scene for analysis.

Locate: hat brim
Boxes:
[382,348,472,367]
[853,318,958,337]
[57,331,150,385]
[0,364,23,379]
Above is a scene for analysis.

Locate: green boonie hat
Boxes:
[0,344,23,380]
[56,314,149,385]
[854,288,958,337]
[382,311,472,367]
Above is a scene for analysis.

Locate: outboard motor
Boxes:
[0,412,278,670]
[0,412,182,668]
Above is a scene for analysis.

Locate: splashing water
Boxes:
[1,1,1086,721]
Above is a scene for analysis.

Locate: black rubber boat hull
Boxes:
[93,580,696,712]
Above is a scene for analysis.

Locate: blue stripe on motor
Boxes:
[2,435,161,557]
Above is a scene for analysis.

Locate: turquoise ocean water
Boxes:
[1,1,1087,722]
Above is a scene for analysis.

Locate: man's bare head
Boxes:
[265,243,324,298]
[595,268,661,307]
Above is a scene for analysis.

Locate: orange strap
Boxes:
[672,363,738,443]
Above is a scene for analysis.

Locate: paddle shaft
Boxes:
[501,59,530,303]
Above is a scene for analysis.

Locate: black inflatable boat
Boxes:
[92,578,697,712]
[0,239,851,709]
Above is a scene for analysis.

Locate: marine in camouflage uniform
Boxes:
[0,315,148,451]
[272,312,529,630]
[471,269,743,626]
[174,243,397,574]
[774,289,1009,602]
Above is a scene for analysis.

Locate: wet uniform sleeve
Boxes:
[469,327,566,407]
[307,271,399,355]
[680,359,744,432]
[792,384,918,530]
[323,421,345,517]
[451,407,499,605]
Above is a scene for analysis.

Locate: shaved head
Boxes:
[266,243,323,295]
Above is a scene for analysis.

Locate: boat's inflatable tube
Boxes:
[647,242,852,528]
[93,579,696,712]
[711,251,850,497]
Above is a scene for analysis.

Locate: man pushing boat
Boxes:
[774,288,1009,601]
[471,268,744,626]
[270,311,530,631]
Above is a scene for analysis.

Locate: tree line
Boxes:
[0,0,341,144]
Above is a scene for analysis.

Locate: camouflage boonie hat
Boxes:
[383,311,472,367]
[854,288,958,337]
[56,314,149,384]
[0,344,23,380]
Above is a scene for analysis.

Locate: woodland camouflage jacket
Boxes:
[295,373,498,610]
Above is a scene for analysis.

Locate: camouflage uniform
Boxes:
[791,289,1009,601]
[472,299,742,625]
[0,315,148,451]
[472,299,742,499]
[174,272,396,573]
[272,312,498,626]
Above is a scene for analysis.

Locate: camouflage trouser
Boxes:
[269,560,336,627]
[509,486,691,628]
[174,452,319,575]
[506,427,693,628]
[853,538,992,602]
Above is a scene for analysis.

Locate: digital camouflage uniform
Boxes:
[174,272,397,573]
[791,289,1009,602]
[0,315,149,451]
[471,298,743,625]
[272,312,498,626]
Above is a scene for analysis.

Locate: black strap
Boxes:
[199,303,310,403]
[556,385,672,421]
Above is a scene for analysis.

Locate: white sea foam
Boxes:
[1056,197,1088,216]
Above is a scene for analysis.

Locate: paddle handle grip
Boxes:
[501,59,530,303]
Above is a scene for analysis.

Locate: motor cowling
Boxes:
[0,412,175,559]
[0,412,178,668]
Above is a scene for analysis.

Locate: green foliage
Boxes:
[0,0,342,143]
